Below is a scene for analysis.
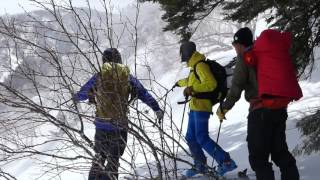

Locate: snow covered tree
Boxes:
[139,0,319,77]
[293,109,320,155]
[139,0,224,41]
[0,1,192,179]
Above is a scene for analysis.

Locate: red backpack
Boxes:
[244,29,303,108]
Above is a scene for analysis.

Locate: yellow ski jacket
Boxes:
[177,51,217,112]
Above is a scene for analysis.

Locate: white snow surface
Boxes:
[0,3,319,180]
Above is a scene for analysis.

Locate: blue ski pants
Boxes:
[185,111,229,166]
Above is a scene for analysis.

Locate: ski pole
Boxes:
[179,96,188,132]
[159,85,175,101]
[216,103,225,144]
[176,95,188,155]
[177,94,191,104]
[211,120,222,170]
[216,120,222,144]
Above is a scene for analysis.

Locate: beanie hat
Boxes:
[102,48,122,64]
[180,41,196,62]
[232,27,253,47]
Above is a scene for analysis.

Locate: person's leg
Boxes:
[194,111,225,163]
[194,111,236,175]
[184,111,207,176]
[186,111,207,164]
[247,109,274,180]
[270,109,299,180]
[105,130,128,180]
[88,155,107,180]
[88,129,108,180]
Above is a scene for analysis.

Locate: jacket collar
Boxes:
[187,51,206,68]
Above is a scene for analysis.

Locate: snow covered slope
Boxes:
[0,2,319,180]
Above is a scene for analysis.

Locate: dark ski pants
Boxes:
[185,111,229,166]
[88,129,127,180]
[247,108,299,180]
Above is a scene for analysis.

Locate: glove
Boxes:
[88,88,96,104]
[183,86,193,97]
[88,96,96,104]
[216,105,229,122]
[155,110,164,124]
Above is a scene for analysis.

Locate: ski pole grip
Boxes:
[177,96,190,105]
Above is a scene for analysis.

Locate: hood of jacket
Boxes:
[187,51,206,68]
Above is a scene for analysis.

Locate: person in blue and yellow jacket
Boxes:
[175,41,237,177]
[74,48,164,180]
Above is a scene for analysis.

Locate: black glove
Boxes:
[88,95,96,104]
[88,88,96,104]
[183,86,193,97]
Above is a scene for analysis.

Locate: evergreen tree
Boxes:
[223,0,320,77]
[293,109,320,155]
[140,0,319,77]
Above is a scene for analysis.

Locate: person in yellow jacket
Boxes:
[175,41,237,177]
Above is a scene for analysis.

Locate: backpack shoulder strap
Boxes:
[193,59,207,81]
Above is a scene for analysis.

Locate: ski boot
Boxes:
[216,158,237,176]
[182,161,208,178]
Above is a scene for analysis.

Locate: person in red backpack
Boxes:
[216,27,300,180]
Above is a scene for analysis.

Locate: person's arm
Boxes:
[222,56,248,110]
[74,74,97,102]
[192,62,217,93]
[129,75,161,112]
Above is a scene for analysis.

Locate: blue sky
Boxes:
[0,0,133,15]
